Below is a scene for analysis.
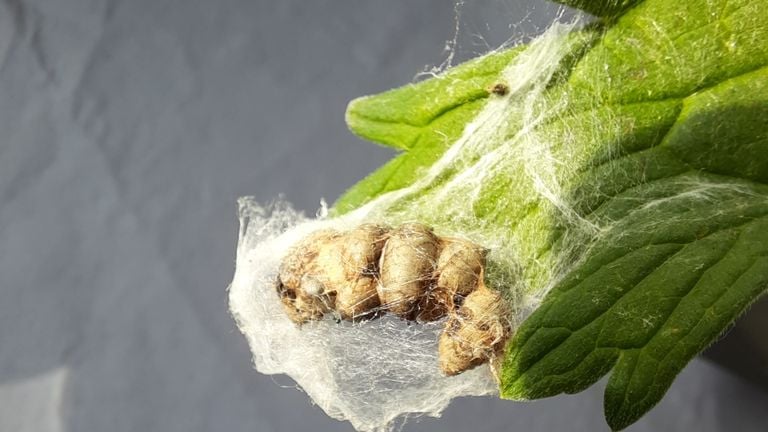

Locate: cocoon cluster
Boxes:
[275,222,512,375]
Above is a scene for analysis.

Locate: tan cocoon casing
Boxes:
[334,224,389,319]
[438,284,511,376]
[377,223,439,319]
[276,229,339,323]
[275,222,511,376]
[419,238,487,321]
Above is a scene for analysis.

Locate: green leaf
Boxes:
[335,46,525,214]
[346,47,525,151]
[335,0,768,429]
[501,171,768,430]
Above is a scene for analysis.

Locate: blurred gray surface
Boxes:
[0,0,766,431]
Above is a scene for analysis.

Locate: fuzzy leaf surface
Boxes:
[336,47,524,214]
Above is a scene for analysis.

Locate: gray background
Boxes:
[0,0,766,431]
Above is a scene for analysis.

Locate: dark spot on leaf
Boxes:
[490,83,509,96]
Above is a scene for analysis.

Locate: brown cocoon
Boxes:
[419,239,487,321]
[438,284,511,376]
[334,224,389,320]
[276,229,340,324]
[378,223,439,319]
[436,238,487,300]
[275,222,511,376]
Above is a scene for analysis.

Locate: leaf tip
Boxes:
[605,409,633,432]
[345,95,418,151]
